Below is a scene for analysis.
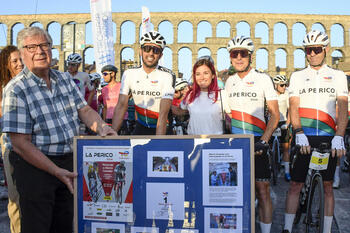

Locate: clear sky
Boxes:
[1,0,349,80]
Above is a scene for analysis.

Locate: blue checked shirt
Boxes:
[2,67,87,156]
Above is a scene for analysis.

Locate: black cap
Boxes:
[101,64,118,73]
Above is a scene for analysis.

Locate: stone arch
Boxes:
[85,21,93,45]
[311,22,326,33]
[198,47,211,58]
[121,47,135,61]
[30,22,43,28]
[274,22,287,44]
[331,49,344,67]
[294,49,305,69]
[121,20,135,44]
[158,20,173,44]
[275,48,287,69]
[255,21,269,44]
[0,23,8,46]
[83,46,94,67]
[197,21,212,43]
[330,24,344,47]
[236,21,251,37]
[47,22,61,45]
[178,21,193,43]
[161,47,173,70]
[216,21,230,38]
[256,48,268,71]
[217,47,230,72]
[11,23,25,45]
[178,47,193,81]
[292,22,307,46]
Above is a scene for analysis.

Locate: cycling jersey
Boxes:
[277,91,289,122]
[289,65,348,136]
[225,69,277,136]
[65,71,93,97]
[120,66,175,128]
[114,164,126,182]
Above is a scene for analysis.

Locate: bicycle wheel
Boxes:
[305,173,324,233]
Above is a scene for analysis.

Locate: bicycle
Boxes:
[269,127,282,185]
[115,179,124,204]
[293,143,330,233]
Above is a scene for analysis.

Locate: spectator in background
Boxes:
[0,45,24,233]
[85,72,101,113]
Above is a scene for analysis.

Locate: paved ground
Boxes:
[0,165,349,232]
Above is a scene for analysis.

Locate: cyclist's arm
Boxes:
[156,98,172,135]
[171,105,188,116]
[111,94,129,132]
[102,105,107,121]
[261,99,279,142]
[335,96,348,136]
[289,96,302,130]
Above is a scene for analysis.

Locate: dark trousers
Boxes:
[9,150,73,233]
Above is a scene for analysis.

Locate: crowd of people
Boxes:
[0,26,348,233]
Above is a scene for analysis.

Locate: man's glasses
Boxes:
[23,42,51,53]
[305,46,324,55]
[102,72,113,76]
[230,50,250,59]
[279,84,287,87]
[67,63,79,67]
[141,45,162,55]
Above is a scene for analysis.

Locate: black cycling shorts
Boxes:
[290,136,337,182]
[132,121,156,135]
[254,136,271,181]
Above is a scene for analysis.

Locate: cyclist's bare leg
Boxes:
[255,181,272,223]
[323,181,334,216]
[282,142,290,163]
[285,181,304,213]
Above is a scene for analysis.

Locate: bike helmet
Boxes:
[140,31,166,49]
[101,64,118,73]
[272,75,287,84]
[66,53,82,64]
[89,72,101,82]
[227,36,254,53]
[175,79,188,91]
[302,30,329,47]
[120,161,125,165]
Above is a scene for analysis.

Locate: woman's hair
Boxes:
[183,57,219,105]
[0,45,19,91]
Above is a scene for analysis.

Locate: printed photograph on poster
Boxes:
[131,226,159,233]
[91,222,125,233]
[82,146,133,222]
[204,208,242,232]
[167,229,199,233]
[146,183,185,220]
[147,151,184,178]
[202,149,243,206]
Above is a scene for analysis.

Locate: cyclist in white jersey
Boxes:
[225,36,279,233]
[65,53,93,97]
[282,30,348,233]
[111,31,175,135]
[272,75,291,182]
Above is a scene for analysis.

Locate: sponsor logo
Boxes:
[132,90,161,96]
[119,151,129,157]
[246,81,254,86]
[151,80,159,84]
[299,87,335,94]
[229,92,257,98]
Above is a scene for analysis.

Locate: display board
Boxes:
[74,135,254,233]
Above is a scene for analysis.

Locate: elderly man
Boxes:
[2,27,116,233]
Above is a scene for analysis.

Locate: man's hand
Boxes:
[99,125,117,136]
[254,140,269,155]
[54,167,78,194]
[331,135,345,158]
[295,133,310,154]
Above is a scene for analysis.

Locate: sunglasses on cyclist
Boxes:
[305,46,324,55]
[279,84,287,87]
[102,72,113,76]
[230,50,250,59]
[141,45,162,55]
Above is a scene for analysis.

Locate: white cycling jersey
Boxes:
[225,69,277,136]
[277,91,289,122]
[120,66,175,128]
[65,71,93,97]
[289,65,348,136]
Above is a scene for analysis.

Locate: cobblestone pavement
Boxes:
[0,166,349,233]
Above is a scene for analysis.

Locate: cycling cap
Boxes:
[272,75,287,84]
[101,64,118,73]
[140,31,166,49]
[89,72,101,82]
[302,30,329,47]
[196,55,214,65]
[227,36,254,52]
[175,79,188,91]
[66,53,82,64]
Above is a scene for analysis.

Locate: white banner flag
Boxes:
[141,6,152,36]
[90,0,115,77]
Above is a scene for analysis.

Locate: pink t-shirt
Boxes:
[84,87,98,112]
[101,83,128,120]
